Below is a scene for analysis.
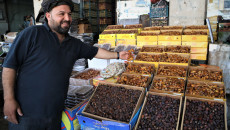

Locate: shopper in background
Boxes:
[2,0,129,129]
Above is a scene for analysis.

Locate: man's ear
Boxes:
[45,12,51,21]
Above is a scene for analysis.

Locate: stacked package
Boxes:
[65,85,94,108]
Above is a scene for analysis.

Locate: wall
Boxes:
[33,0,42,21]
[0,0,8,35]
[5,0,34,32]
[169,0,207,26]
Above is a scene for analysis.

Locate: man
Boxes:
[2,0,129,129]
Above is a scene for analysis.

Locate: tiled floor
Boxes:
[0,94,230,129]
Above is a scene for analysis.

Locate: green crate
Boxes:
[91,25,98,32]
[84,2,97,10]
[85,10,97,18]
[99,10,112,17]
[99,0,112,3]
[72,12,80,20]
[89,19,98,25]
[73,4,80,12]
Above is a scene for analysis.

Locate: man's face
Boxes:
[46,4,72,34]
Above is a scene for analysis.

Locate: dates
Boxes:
[151,77,185,93]
[161,26,183,30]
[160,30,182,35]
[125,62,155,75]
[114,45,125,52]
[106,25,124,30]
[84,84,141,123]
[161,53,189,63]
[124,24,142,29]
[101,30,120,34]
[186,81,225,99]
[138,94,180,129]
[73,69,100,79]
[188,67,223,82]
[140,46,164,53]
[139,32,160,36]
[117,73,149,88]
[185,25,208,29]
[183,99,225,129]
[117,29,138,34]
[135,53,162,62]
[143,26,161,30]
[165,45,191,53]
[157,64,187,77]
[183,30,207,35]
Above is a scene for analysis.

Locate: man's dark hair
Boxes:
[42,0,74,13]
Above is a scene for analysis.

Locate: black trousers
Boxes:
[8,116,61,130]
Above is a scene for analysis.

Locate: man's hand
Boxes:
[4,98,23,124]
[119,51,130,60]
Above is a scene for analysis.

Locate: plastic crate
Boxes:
[150,17,168,26]
[99,18,112,24]
[84,2,97,10]
[99,10,112,17]
[84,10,97,18]
[150,6,169,18]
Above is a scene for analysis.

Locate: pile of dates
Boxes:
[106,25,123,29]
[165,45,191,53]
[139,32,159,36]
[117,74,149,87]
[101,30,120,34]
[160,31,182,35]
[186,82,225,99]
[125,24,142,29]
[161,53,189,63]
[117,29,138,34]
[84,84,141,123]
[143,26,161,30]
[157,64,187,77]
[189,69,223,82]
[74,69,100,79]
[137,94,180,129]
[141,46,163,53]
[183,99,225,129]
[136,53,162,62]
[183,30,207,35]
[125,63,155,75]
[152,77,185,93]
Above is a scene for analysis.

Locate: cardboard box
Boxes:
[99,34,116,40]
[98,39,116,47]
[79,83,146,130]
[158,41,181,46]
[61,100,88,130]
[116,39,136,45]
[158,35,182,41]
[78,24,92,34]
[182,42,208,48]
[117,34,137,39]
[137,42,158,47]
[182,35,208,42]
[190,53,207,60]
[191,47,208,54]
[186,80,226,100]
[117,73,152,88]
[150,76,186,95]
[156,64,188,78]
[135,92,182,130]
[137,35,158,42]
[188,66,223,82]
[69,68,100,86]
[181,96,228,130]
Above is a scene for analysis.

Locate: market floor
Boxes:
[0,94,230,129]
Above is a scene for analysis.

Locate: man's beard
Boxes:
[54,21,70,34]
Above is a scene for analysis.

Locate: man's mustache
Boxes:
[61,21,70,25]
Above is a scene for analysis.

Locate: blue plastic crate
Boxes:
[150,6,168,18]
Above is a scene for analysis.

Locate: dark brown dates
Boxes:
[137,94,180,129]
[84,84,141,123]
[183,99,225,129]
